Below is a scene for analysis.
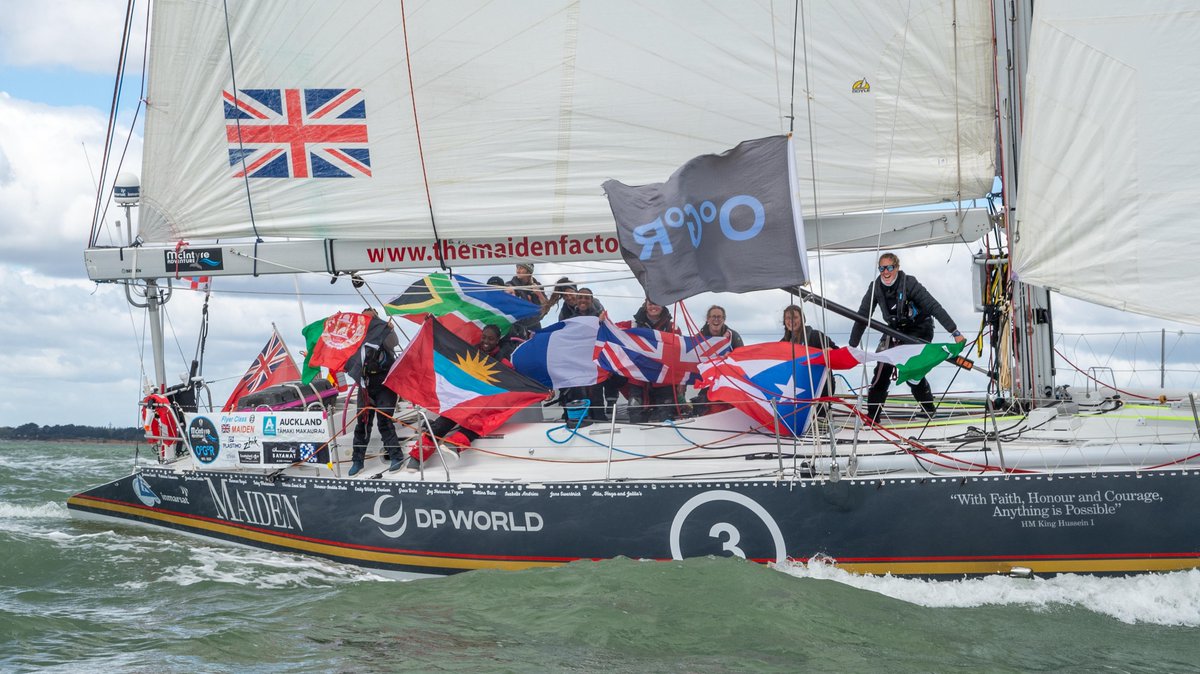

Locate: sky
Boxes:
[1,0,1196,428]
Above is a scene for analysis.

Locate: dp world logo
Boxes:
[669,490,787,564]
[362,495,407,538]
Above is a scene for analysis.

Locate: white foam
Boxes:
[163,544,392,589]
[775,559,1200,626]
[0,501,68,519]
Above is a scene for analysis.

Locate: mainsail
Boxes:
[135,0,997,246]
[1012,0,1200,325]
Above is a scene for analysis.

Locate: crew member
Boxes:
[848,252,966,422]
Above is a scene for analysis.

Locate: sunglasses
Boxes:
[878,264,896,272]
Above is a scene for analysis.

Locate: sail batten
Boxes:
[137,0,997,246]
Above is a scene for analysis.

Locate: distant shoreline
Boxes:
[0,425,143,443]
[0,438,140,445]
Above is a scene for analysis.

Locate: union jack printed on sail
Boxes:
[224,88,371,179]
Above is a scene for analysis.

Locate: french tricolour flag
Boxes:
[510,317,606,389]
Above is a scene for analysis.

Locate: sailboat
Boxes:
[70,0,1200,578]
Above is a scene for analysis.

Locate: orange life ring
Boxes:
[141,393,179,454]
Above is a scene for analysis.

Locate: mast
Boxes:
[995,0,1054,405]
[114,175,172,393]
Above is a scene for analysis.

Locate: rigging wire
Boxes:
[1051,347,1163,402]
[782,1,837,460]
[88,0,136,247]
[847,0,917,447]
[398,0,448,272]
[221,0,264,274]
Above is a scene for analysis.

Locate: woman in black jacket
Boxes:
[848,252,966,422]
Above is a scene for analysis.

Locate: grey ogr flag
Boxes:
[603,135,809,305]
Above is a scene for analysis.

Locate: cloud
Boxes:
[0,145,12,185]
[0,92,140,278]
[0,0,146,74]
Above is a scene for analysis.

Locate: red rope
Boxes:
[1052,347,1166,401]
[397,0,445,268]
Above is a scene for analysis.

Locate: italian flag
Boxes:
[806,341,968,383]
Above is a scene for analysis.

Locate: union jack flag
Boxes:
[223,88,371,179]
[222,329,303,411]
[595,320,731,385]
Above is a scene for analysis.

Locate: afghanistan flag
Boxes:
[384,317,549,436]
[301,312,370,384]
[384,273,541,343]
[300,317,327,384]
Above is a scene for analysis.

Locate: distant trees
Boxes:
[0,424,142,442]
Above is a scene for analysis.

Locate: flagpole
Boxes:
[273,322,299,368]
[354,276,413,343]
[789,287,983,376]
[292,276,307,326]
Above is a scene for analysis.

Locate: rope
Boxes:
[398,0,447,271]
[221,0,264,273]
[89,0,137,246]
[1051,347,1165,401]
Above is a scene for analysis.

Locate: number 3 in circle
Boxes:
[709,522,745,558]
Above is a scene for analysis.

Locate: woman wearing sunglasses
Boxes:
[848,252,966,423]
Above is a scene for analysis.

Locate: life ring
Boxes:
[141,393,179,455]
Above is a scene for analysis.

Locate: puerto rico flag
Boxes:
[596,320,731,385]
[222,328,303,411]
[224,87,370,178]
[698,342,828,436]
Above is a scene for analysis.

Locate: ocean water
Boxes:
[2,440,1199,673]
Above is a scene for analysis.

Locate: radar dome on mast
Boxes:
[113,173,140,205]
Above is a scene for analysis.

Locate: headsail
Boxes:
[135,0,997,246]
[1012,0,1200,324]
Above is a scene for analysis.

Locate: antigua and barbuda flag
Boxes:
[699,342,829,436]
[384,273,541,343]
[385,317,549,436]
[224,87,370,178]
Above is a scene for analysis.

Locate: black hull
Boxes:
[68,468,1200,577]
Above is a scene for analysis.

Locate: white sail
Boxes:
[1012,0,1200,324]
[137,0,996,244]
